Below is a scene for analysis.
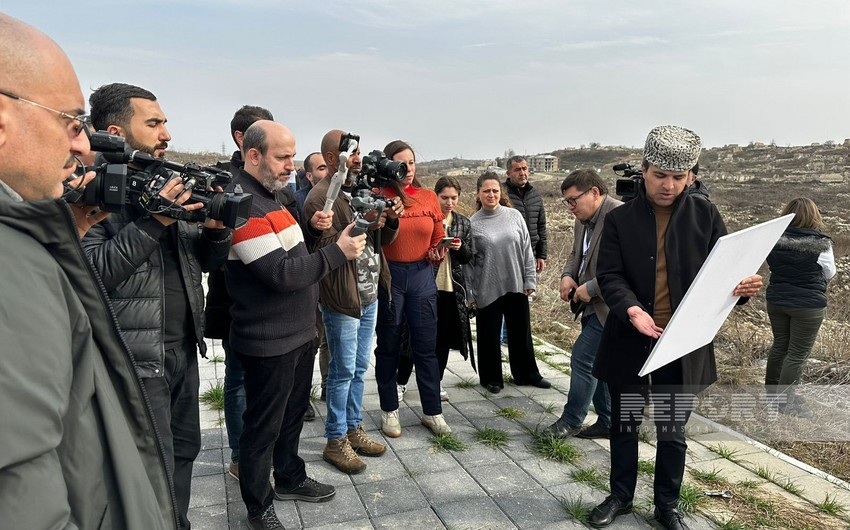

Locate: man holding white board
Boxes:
[587,125,763,530]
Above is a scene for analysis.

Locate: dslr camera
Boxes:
[613,162,643,202]
[64,131,252,229]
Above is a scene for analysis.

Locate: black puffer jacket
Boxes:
[83,207,231,377]
[432,211,475,362]
[504,179,547,260]
[766,227,832,309]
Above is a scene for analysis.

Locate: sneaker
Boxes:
[439,385,449,401]
[381,409,401,438]
[246,504,282,530]
[421,413,452,435]
[273,476,335,502]
[323,437,366,474]
[228,461,239,481]
[397,384,406,402]
[347,425,386,456]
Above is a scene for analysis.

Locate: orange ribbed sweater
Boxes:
[382,186,445,262]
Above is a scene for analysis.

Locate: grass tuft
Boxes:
[637,459,655,476]
[531,432,581,465]
[677,482,707,514]
[689,467,725,486]
[717,518,748,530]
[817,493,845,516]
[455,377,476,389]
[560,494,591,523]
[431,433,467,453]
[708,443,744,463]
[209,354,224,364]
[474,427,509,449]
[570,467,609,491]
[199,382,224,411]
[495,406,526,420]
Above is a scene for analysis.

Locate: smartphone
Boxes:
[437,237,457,249]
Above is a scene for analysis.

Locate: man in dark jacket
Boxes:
[294,151,329,214]
[0,14,175,528]
[587,126,762,530]
[504,155,547,273]
[227,121,365,529]
[83,83,232,529]
[204,104,273,481]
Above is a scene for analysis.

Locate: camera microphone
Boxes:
[612,163,631,171]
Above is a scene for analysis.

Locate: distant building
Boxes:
[528,154,559,173]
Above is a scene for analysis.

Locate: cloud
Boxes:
[462,42,496,49]
[545,36,668,52]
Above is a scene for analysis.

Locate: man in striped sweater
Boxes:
[225,120,366,530]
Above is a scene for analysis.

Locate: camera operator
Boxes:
[303,129,402,474]
[83,83,232,529]
[0,15,174,528]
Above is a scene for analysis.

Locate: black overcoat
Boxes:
[592,184,730,392]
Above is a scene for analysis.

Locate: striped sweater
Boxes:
[225,168,347,357]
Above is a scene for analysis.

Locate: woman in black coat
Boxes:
[765,198,835,418]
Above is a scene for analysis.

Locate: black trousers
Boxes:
[235,341,314,517]
[142,342,201,530]
[608,360,694,510]
[476,292,542,389]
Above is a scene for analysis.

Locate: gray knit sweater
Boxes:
[467,206,536,308]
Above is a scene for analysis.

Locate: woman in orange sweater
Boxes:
[374,140,450,438]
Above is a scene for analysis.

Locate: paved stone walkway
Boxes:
[189,338,850,529]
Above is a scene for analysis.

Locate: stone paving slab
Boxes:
[190,338,850,529]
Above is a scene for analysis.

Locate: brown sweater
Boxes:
[653,204,673,328]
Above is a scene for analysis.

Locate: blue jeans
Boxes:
[222,338,246,463]
[322,301,378,439]
[560,313,611,428]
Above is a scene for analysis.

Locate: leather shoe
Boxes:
[515,377,551,389]
[589,495,632,527]
[576,421,610,439]
[486,384,501,394]
[654,507,690,530]
[541,418,581,439]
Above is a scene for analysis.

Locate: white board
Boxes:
[638,214,794,377]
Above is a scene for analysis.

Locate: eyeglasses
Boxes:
[0,89,89,137]
[561,188,592,207]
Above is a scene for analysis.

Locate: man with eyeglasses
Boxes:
[543,169,621,441]
[0,14,174,528]
[83,83,232,529]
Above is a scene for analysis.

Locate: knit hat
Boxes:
[643,125,701,171]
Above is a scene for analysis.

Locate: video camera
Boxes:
[613,162,643,202]
[64,131,252,229]
[331,133,407,237]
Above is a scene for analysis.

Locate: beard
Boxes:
[260,162,287,193]
[125,129,167,157]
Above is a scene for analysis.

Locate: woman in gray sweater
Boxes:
[467,172,550,393]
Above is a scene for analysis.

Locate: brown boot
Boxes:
[347,424,386,457]
[323,437,366,474]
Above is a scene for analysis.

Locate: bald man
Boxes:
[225,120,366,528]
[0,14,175,529]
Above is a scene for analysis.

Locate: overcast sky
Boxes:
[6,1,849,160]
